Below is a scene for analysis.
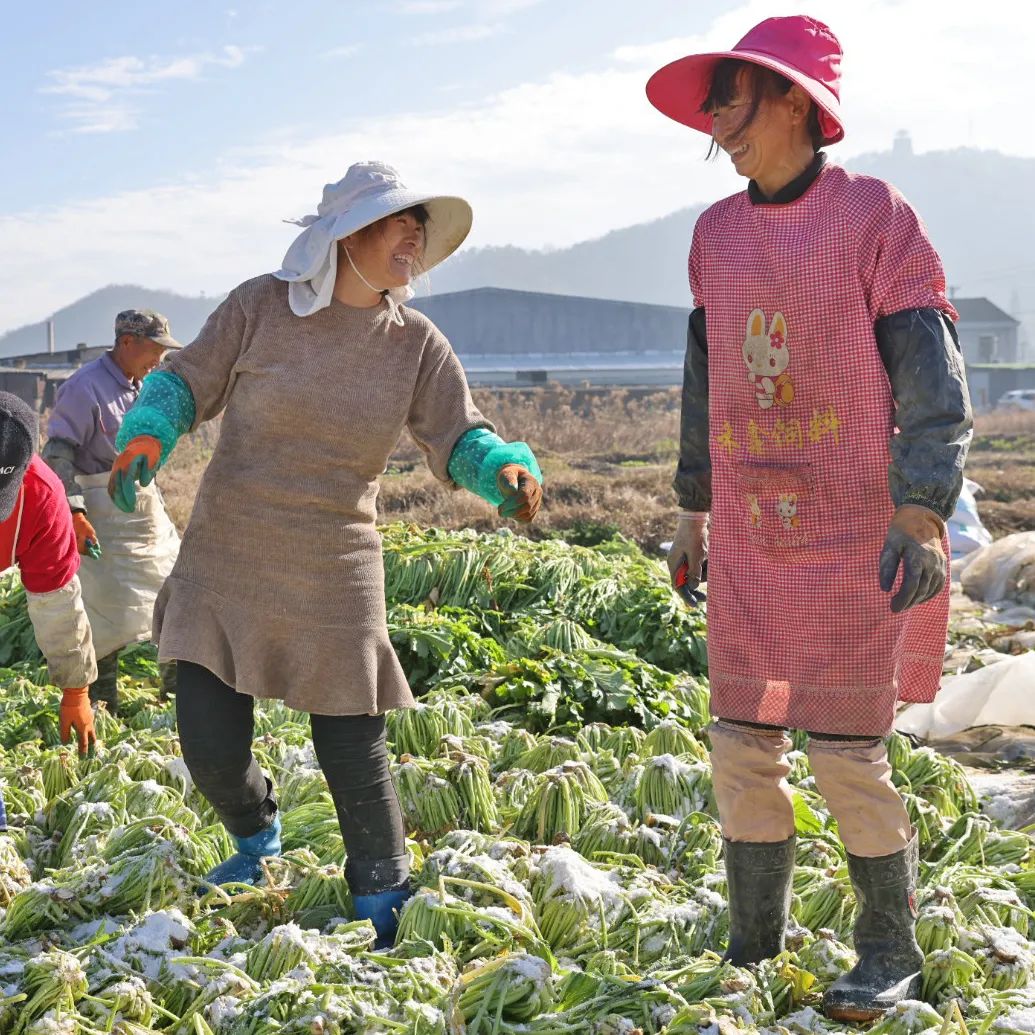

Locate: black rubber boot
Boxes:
[722,836,796,965]
[89,651,120,715]
[822,836,924,1022]
[159,660,177,700]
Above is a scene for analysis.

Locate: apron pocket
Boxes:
[735,462,818,551]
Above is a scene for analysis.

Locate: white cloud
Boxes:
[322,43,364,59]
[398,0,542,12]
[476,0,545,13]
[403,0,545,46]
[42,45,251,134]
[3,0,1033,331]
[614,0,1035,158]
[397,0,464,13]
[409,22,502,45]
[54,104,139,135]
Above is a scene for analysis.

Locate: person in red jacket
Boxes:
[0,394,98,826]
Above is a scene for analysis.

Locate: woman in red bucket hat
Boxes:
[647,15,972,1022]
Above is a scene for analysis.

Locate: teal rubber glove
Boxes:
[447,428,543,506]
[108,436,161,513]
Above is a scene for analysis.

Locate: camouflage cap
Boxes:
[114,309,183,349]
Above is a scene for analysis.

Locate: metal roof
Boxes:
[952,297,1020,324]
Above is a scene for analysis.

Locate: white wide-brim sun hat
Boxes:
[274,161,473,318]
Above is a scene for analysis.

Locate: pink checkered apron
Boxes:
[692,165,956,736]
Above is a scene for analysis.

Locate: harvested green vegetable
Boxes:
[0,530,1028,1034]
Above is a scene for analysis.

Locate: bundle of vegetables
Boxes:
[396,880,547,964]
[531,845,630,952]
[458,951,555,1032]
[381,525,708,675]
[513,760,609,843]
[0,532,1028,1034]
[574,803,671,870]
[393,756,464,838]
[792,867,856,941]
[0,572,42,668]
[448,754,501,833]
[626,753,715,823]
[387,604,508,692]
[447,650,706,734]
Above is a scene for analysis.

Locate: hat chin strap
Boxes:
[342,246,405,327]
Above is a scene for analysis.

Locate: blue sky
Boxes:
[0,0,1031,332]
[4,0,721,210]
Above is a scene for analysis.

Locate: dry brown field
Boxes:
[157,386,1035,552]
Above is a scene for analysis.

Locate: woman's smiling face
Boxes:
[346,207,428,290]
[709,68,804,184]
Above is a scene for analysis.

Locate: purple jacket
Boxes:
[47,353,138,476]
[43,353,141,511]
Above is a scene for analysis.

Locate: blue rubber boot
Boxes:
[353,887,411,950]
[205,814,282,888]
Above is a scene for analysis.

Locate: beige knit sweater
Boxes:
[153,274,488,714]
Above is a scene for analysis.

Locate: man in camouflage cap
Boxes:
[41,308,184,713]
[113,309,183,351]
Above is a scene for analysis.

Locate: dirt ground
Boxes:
[127,389,1035,827]
[960,409,1035,540]
[159,387,1035,553]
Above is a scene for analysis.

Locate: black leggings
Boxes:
[175,661,407,896]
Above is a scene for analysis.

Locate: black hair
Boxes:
[407,203,430,226]
[701,58,823,158]
[357,203,431,239]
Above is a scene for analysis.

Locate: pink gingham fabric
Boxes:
[692,163,956,736]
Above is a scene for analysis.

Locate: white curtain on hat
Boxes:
[274,162,416,319]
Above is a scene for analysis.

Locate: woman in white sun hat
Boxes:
[647,15,971,1022]
[108,161,543,945]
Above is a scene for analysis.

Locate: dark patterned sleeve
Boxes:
[875,308,973,521]
[673,307,711,511]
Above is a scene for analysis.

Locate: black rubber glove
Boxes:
[878,505,947,613]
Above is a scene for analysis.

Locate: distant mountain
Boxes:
[430,139,1035,344]
[848,139,1033,337]
[427,205,708,310]
[4,139,1031,357]
[0,285,224,360]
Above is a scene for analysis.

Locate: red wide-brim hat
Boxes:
[646,15,845,146]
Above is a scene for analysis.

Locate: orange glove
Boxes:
[60,687,96,756]
[71,511,101,558]
[108,436,162,513]
[496,464,542,523]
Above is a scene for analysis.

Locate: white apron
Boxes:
[76,472,180,660]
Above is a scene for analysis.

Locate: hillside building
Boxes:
[3,342,107,371]
[951,297,1020,364]
[1,287,1030,409]
[408,287,687,386]
[412,288,1032,404]
[0,342,104,412]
